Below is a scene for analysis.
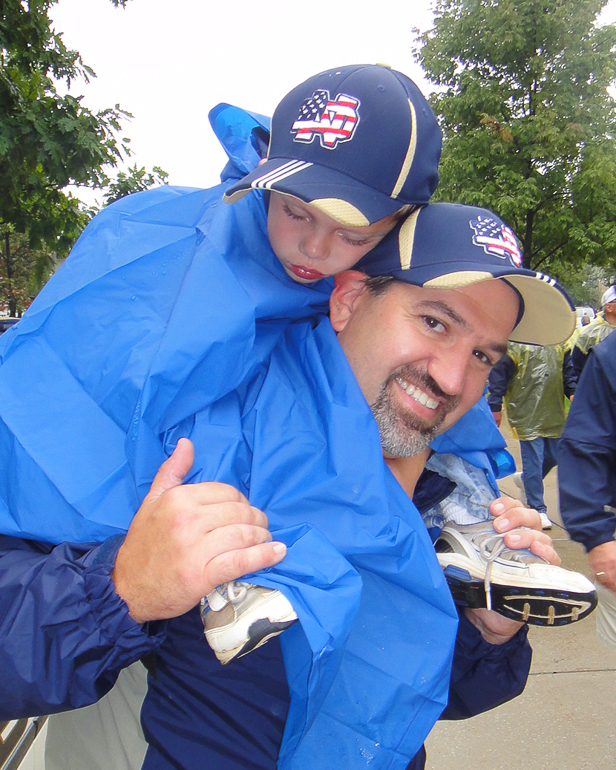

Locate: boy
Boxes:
[0,63,441,542]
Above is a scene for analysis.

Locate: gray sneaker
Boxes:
[201,582,298,665]
[435,521,597,626]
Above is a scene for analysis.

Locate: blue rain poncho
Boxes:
[0,103,508,767]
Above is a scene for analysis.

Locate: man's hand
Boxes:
[490,496,559,565]
[492,410,503,428]
[112,438,287,624]
[588,540,616,594]
[464,496,560,645]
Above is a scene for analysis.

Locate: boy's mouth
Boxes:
[288,264,325,281]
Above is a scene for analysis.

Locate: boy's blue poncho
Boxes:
[0,104,509,767]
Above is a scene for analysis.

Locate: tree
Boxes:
[103,164,169,206]
[415,0,616,280]
[0,0,134,252]
[0,0,170,312]
[0,225,56,316]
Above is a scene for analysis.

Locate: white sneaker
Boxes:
[201,582,298,665]
[435,521,597,626]
[539,512,553,530]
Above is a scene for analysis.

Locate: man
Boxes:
[0,63,457,769]
[487,341,577,529]
[1,199,592,770]
[559,330,616,650]
[570,285,616,380]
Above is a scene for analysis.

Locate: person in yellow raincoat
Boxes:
[570,286,616,380]
[487,342,577,529]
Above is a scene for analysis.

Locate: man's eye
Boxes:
[422,316,445,332]
[474,350,492,366]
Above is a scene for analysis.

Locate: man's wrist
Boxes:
[464,608,525,646]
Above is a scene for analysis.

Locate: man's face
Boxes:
[267,193,400,284]
[604,300,616,320]
[330,274,520,457]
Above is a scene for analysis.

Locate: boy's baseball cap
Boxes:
[601,286,616,306]
[356,202,576,346]
[223,64,441,226]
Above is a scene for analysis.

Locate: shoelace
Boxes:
[477,532,508,611]
[475,527,547,610]
[204,581,250,612]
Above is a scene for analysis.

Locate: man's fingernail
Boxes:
[494,517,509,531]
[492,502,505,514]
[507,533,522,544]
[273,543,287,555]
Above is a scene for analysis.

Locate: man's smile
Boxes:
[395,375,439,410]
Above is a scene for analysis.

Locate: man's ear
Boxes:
[330,270,369,332]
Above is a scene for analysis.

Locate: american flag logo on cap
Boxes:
[469,216,523,267]
[291,90,360,149]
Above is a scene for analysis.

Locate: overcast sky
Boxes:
[50,0,616,203]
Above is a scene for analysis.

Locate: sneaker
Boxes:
[539,512,553,530]
[511,471,527,504]
[201,582,298,665]
[434,521,597,626]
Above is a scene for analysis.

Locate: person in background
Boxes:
[487,341,576,529]
[559,330,616,651]
[570,285,616,381]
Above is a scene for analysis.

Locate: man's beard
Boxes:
[370,365,461,458]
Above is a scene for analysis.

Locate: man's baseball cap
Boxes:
[356,203,576,346]
[223,64,441,226]
[601,286,616,306]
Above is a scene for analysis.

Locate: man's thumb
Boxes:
[147,438,195,500]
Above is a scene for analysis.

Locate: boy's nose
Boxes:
[299,231,329,261]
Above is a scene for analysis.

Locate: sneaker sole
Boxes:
[443,564,598,626]
[211,615,299,665]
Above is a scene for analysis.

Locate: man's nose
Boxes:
[428,347,471,396]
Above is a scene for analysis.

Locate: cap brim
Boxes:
[421,267,576,346]
[223,157,412,226]
[503,273,576,346]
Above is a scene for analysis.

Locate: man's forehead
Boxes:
[367,276,520,340]
[384,274,519,305]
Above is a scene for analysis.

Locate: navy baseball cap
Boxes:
[223,64,441,226]
[356,203,576,346]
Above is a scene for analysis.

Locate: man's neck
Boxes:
[384,448,431,499]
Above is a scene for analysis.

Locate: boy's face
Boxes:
[267,193,400,284]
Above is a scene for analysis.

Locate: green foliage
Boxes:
[548,260,614,307]
[103,164,169,206]
[0,226,56,316]
[0,0,132,255]
[415,0,616,274]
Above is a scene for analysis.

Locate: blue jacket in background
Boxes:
[559,331,616,551]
